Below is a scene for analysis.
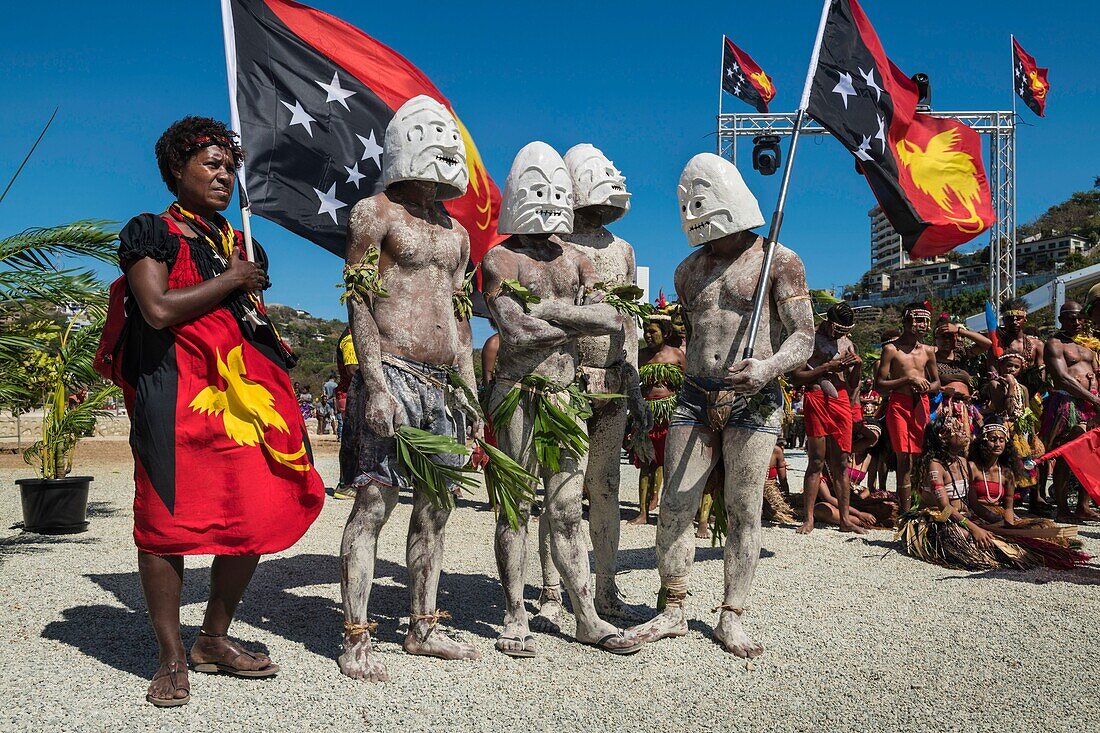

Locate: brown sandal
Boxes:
[191,632,280,678]
[146,660,191,708]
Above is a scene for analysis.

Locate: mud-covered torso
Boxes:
[490,236,586,385]
[677,239,787,378]
[368,202,466,367]
[565,225,633,369]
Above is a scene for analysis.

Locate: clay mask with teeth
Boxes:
[498,141,574,235]
[564,143,630,223]
[382,94,468,200]
[677,152,764,247]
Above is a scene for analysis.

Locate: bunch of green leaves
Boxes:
[445,367,483,420]
[1016,406,1039,438]
[491,374,612,472]
[648,394,677,425]
[711,498,728,548]
[394,426,478,509]
[638,362,684,390]
[339,248,389,305]
[475,438,537,530]
[498,279,540,313]
[452,266,477,321]
[593,282,653,326]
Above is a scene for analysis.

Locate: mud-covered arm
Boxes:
[345,200,389,394]
[482,249,570,348]
[620,248,650,428]
[527,251,621,337]
[452,230,478,393]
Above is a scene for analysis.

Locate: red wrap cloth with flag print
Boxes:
[116,213,324,555]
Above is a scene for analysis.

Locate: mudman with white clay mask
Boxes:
[631,153,814,658]
[531,144,653,632]
[481,141,645,657]
[338,95,482,682]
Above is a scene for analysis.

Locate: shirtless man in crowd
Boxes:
[338,96,482,682]
[996,298,1045,390]
[632,153,814,658]
[792,302,863,534]
[482,141,643,657]
[1043,301,1100,522]
[875,303,940,512]
[533,144,651,631]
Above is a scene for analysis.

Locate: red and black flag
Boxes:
[223,0,504,263]
[1012,36,1050,117]
[722,37,775,113]
[805,0,993,259]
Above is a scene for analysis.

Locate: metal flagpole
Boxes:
[718,35,725,156]
[741,0,831,359]
[220,0,256,263]
[1010,35,1017,120]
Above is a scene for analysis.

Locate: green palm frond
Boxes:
[711,499,728,548]
[476,438,538,531]
[639,362,684,390]
[0,220,118,268]
[593,281,653,326]
[24,383,120,479]
[394,426,478,509]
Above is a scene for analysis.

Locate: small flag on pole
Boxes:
[804,0,993,260]
[1012,37,1050,117]
[1040,427,1100,505]
[721,37,776,113]
[222,0,504,264]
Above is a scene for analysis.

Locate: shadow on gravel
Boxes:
[85,501,122,519]
[1079,530,1100,540]
[0,532,102,562]
[616,546,773,574]
[43,553,504,673]
[939,565,1100,586]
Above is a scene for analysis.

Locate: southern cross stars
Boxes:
[313,182,347,224]
[344,162,366,189]
[832,71,857,108]
[855,134,874,161]
[356,130,383,169]
[280,99,316,137]
[858,66,882,102]
[316,71,356,110]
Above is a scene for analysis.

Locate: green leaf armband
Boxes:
[339,248,389,304]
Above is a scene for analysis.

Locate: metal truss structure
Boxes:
[717,111,1017,309]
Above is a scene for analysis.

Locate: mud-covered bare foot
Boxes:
[595,581,649,624]
[404,621,481,661]
[495,617,536,657]
[530,588,564,634]
[713,609,764,658]
[146,659,189,707]
[629,607,689,644]
[838,520,867,534]
[338,633,389,682]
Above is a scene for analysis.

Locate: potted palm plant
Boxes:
[1,221,119,533]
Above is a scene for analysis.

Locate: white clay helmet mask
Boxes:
[677,152,764,246]
[382,95,468,201]
[564,143,630,223]
[498,141,574,235]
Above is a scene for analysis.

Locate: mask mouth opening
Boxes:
[435,155,459,166]
[688,220,710,232]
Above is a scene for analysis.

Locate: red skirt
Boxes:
[886,392,930,454]
[803,389,854,453]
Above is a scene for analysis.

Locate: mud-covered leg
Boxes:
[632,425,720,642]
[531,508,564,633]
[404,487,480,661]
[544,458,641,653]
[339,481,398,681]
[712,427,773,658]
[585,403,645,621]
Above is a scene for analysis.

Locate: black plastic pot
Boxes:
[14,476,92,534]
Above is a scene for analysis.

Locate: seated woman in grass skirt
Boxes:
[107,117,324,707]
[896,406,1088,571]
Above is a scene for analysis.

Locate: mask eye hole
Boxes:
[435,126,444,133]
[694,201,702,209]
[536,190,544,198]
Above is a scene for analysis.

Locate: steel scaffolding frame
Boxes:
[717,111,1017,309]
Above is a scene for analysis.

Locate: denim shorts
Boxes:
[670,376,783,435]
[349,356,465,490]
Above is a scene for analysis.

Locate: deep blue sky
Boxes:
[3,0,1097,345]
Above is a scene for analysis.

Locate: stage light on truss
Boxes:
[751,134,782,176]
[912,73,932,111]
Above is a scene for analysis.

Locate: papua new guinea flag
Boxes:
[805,0,992,259]
[722,37,776,113]
[224,0,504,263]
[1012,36,1050,118]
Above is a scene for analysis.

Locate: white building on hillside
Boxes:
[869,205,908,273]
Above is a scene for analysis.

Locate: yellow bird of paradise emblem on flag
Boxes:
[1028,70,1048,99]
[750,71,775,101]
[895,128,988,234]
[190,345,311,472]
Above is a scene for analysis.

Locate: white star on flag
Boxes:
[313,182,347,223]
[344,162,366,189]
[280,99,316,137]
[874,115,887,150]
[858,66,882,102]
[832,72,857,109]
[315,71,357,111]
[356,130,383,169]
[727,67,735,78]
[855,135,874,162]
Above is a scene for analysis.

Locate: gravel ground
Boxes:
[3,438,1099,732]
